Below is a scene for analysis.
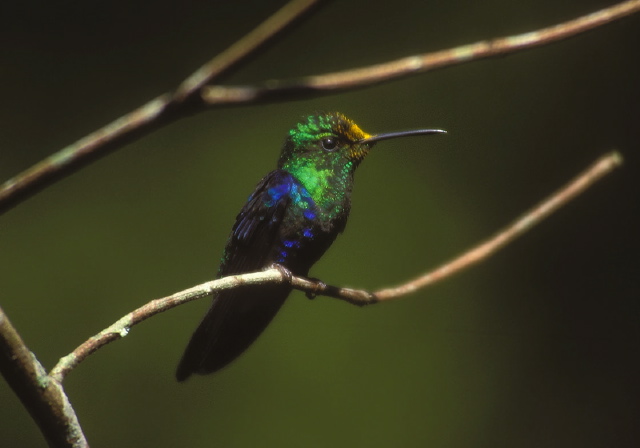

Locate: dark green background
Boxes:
[1,1,639,447]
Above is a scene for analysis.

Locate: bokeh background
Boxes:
[1,1,639,447]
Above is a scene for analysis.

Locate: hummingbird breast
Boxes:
[268,171,351,274]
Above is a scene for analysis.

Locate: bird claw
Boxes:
[270,265,325,300]
[305,277,326,300]
[272,264,293,284]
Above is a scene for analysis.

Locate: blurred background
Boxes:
[1,1,639,447]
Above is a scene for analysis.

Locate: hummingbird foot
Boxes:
[271,264,293,285]
[269,264,325,300]
[304,277,327,300]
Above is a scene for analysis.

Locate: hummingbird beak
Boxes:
[358,129,446,145]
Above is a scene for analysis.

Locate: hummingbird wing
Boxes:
[176,170,295,381]
[221,169,294,275]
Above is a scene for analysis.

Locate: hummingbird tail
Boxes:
[176,284,290,381]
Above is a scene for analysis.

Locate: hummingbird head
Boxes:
[278,112,373,171]
[278,112,446,171]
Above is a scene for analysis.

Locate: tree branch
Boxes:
[1,1,637,216]
[0,307,87,448]
[0,0,325,216]
[202,0,640,102]
[49,151,622,383]
[175,0,325,100]
[373,151,623,300]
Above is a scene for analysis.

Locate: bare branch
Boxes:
[175,0,325,100]
[49,271,283,382]
[203,0,640,103]
[373,151,623,300]
[50,151,622,382]
[0,307,87,448]
[0,96,173,216]
[0,0,324,216]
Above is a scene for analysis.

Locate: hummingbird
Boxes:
[176,112,445,381]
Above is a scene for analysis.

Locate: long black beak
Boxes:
[359,128,446,145]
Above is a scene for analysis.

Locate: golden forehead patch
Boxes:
[336,117,371,142]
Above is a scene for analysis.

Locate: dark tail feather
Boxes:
[176,284,290,381]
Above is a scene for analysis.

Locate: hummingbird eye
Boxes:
[321,136,338,151]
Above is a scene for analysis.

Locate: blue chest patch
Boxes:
[267,177,319,264]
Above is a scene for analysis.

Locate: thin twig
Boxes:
[374,151,623,300]
[203,0,640,103]
[175,0,325,100]
[0,307,87,448]
[50,151,622,383]
[0,0,324,216]
[50,271,279,382]
[0,96,173,216]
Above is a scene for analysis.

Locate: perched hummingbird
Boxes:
[176,112,445,381]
